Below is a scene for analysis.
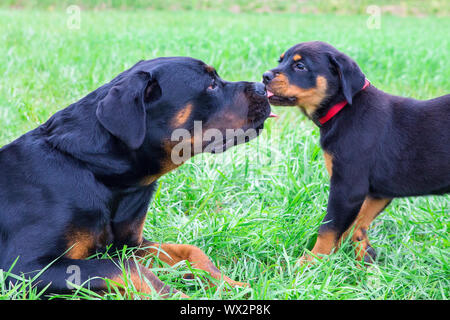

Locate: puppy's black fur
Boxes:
[0,57,270,295]
[264,41,449,262]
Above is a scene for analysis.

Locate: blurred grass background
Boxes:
[1,0,449,16]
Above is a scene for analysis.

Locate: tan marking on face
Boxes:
[204,65,216,74]
[293,54,302,61]
[280,52,285,60]
[171,103,193,128]
[66,229,95,259]
[323,151,333,177]
[199,90,248,133]
[352,229,370,261]
[213,111,247,129]
[267,74,328,116]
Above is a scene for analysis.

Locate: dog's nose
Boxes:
[253,82,266,96]
[262,71,275,85]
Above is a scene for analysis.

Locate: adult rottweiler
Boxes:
[263,41,450,264]
[0,57,271,297]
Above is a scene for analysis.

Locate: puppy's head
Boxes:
[96,57,271,177]
[263,41,366,117]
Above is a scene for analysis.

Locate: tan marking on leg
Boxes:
[310,231,337,256]
[267,74,328,116]
[110,263,188,298]
[323,151,333,177]
[137,242,248,287]
[65,229,95,259]
[171,103,193,128]
[299,231,337,264]
[339,197,391,261]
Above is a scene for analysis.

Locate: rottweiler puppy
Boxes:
[263,41,450,264]
[0,57,271,297]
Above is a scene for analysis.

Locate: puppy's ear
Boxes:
[329,52,365,105]
[96,71,161,149]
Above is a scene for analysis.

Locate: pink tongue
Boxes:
[266,90,277,117]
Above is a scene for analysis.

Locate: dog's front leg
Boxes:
[136,240,248,288]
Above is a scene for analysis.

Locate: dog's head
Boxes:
[95,57,271,180]
[263,41,366,117]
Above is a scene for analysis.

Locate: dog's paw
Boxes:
[355,242,377,266]
[362,245,377,264]
[223,275,250,288]
[297,253,320,266]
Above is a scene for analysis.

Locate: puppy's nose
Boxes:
[253,82,266,96]
[262,71,275,85]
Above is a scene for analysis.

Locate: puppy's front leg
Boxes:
[300,171,368,263]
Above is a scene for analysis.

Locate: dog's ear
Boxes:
[329,52,365,105]
[96,70,161,149]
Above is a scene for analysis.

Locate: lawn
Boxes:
[0,6,448,299]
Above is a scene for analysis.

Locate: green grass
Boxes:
[0,8,449,300]
[2,0,449,16]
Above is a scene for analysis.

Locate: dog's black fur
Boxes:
[263,41,450,262]
[0,57,270,295]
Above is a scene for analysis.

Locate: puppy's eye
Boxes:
[278,57,283,63]
[207,79,218,90]
[294,62,307,71]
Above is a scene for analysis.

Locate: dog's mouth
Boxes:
[204,92,277,154]
[266,90,297,106]
[208,120,265,154]
[207,101,275,154]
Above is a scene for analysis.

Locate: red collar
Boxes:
[318,78,370,126]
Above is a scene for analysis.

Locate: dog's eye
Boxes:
[294,62,307,71]
[207,79,218,90]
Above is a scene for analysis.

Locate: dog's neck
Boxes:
[311,79,371,127]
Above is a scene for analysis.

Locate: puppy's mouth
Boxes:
[266,90,297,106]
